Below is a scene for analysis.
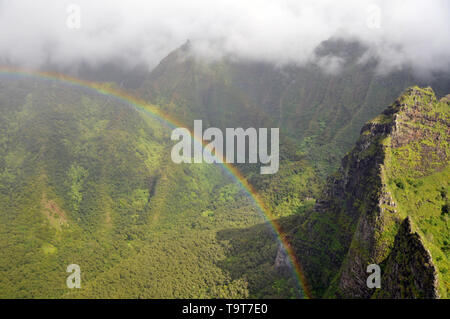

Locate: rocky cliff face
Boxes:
[376,217,439,299]
[325,99,400,298]
[294,87,449,298]
[335,87,449,298]
[274,244,292,273]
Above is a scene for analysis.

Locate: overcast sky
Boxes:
[0,0,449,76]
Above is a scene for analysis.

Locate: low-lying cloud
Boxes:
[0,0,449,76]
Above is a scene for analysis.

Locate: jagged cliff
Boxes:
[293,87,449,298]
[376,217,439,298]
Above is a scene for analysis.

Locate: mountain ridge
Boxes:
[290,86,449,298]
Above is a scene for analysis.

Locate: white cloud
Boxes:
[0,0,448,75]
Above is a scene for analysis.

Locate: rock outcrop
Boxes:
[376,217,439,299]
[274,244,292,273]
[295,87,449,298]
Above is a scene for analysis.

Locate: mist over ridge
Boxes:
[0,0,449,78]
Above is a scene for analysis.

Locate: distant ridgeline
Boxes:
[291,87,450,298]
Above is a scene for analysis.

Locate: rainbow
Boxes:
[0,66,312,298]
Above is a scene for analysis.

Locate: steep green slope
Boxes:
[138,41,450,176]
[0,78,299,298]
[291,87,449,298]
[136,41,450,236]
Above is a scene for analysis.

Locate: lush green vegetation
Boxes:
[382,88,450,297]
[0,78,300,298]
[1,41,449,299]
